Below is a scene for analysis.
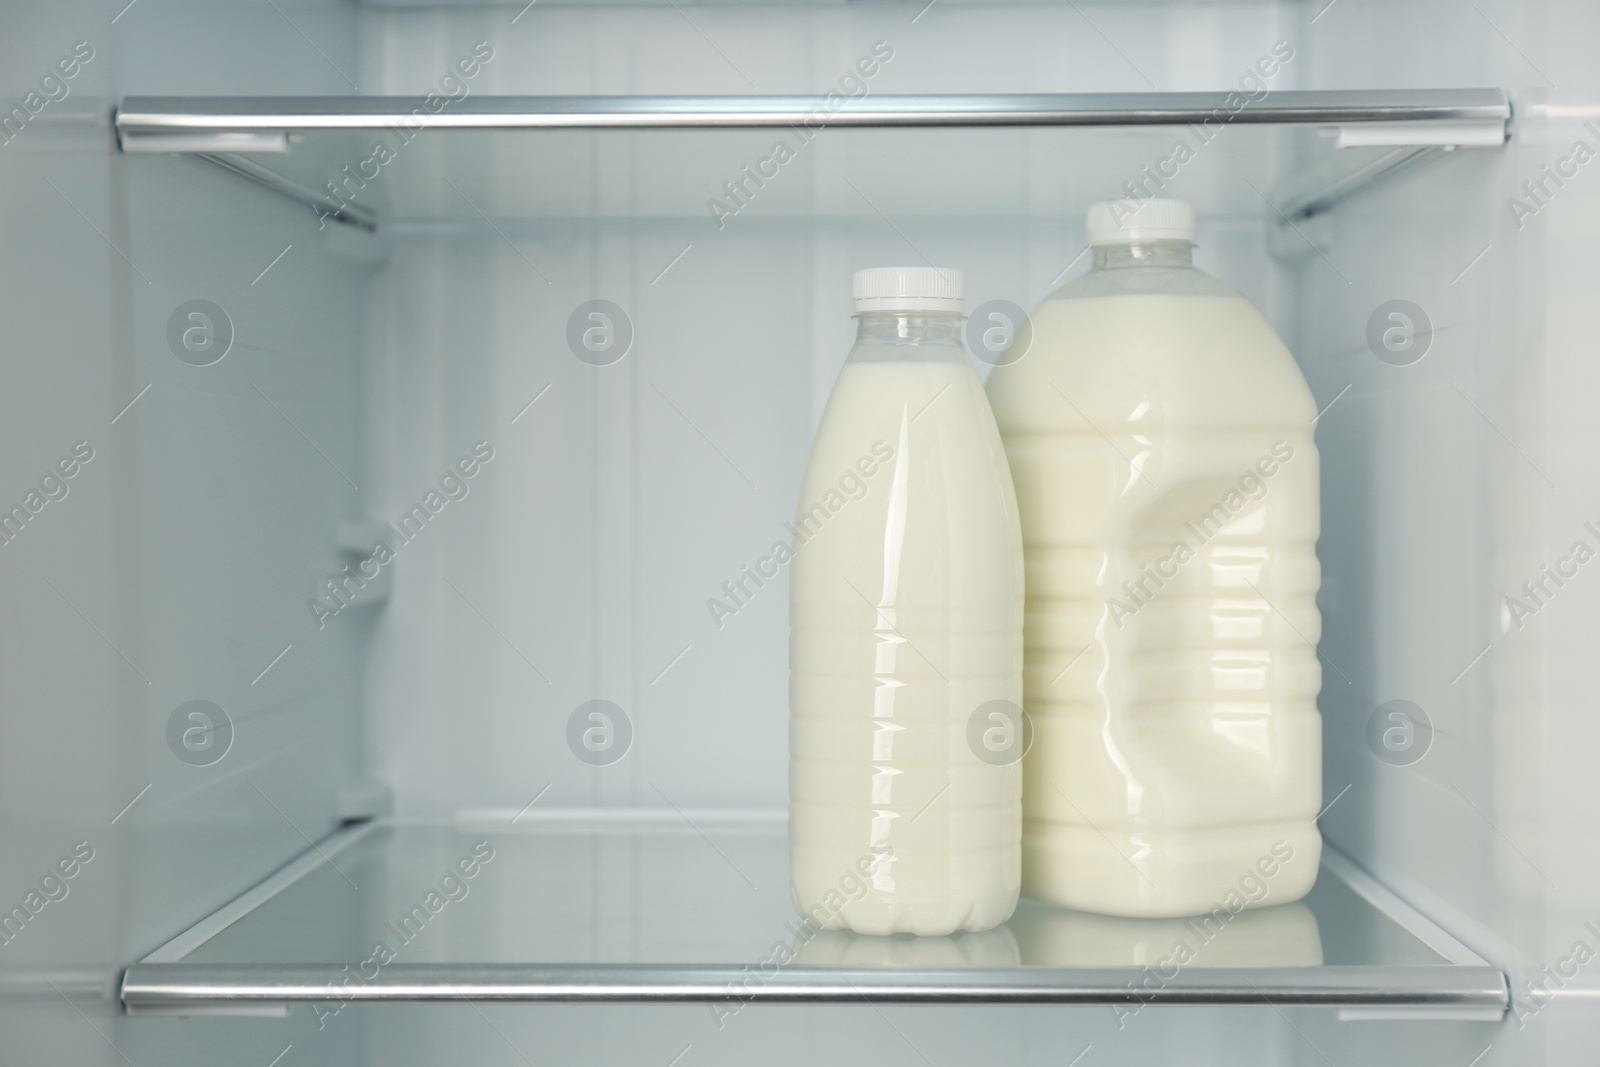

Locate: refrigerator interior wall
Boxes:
[361,219,1291,817]
[353,9,1309,1058]
[0,3,367,1065]
[1293,1,1600,1064]
[358,0,1298,815]
[355,4,1359,1067]
[2,1,1593,1066]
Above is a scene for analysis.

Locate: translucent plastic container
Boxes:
[986,200,1323,918]
[789,267,1024,936]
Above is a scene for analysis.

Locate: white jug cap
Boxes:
[1085,199,1196,245]
[853,267,966,314]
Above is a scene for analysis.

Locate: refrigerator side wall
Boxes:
[1299,0,1600,1061]
[0,3,367,1065]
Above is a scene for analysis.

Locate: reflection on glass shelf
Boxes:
[120,819,1506,1015]
[1009,900,1322,969]
[795,926,1023,969]
[786,899,1323,971]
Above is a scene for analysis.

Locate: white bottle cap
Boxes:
[853,267,966,315]
[1085,199,1197,246]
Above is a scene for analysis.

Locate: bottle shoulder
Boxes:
[812,353,991,445]
[843,339,970,366]
[987,282,1317,430]
[1047,264,1240,301]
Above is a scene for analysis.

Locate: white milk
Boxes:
[790,270,1024,936]
[986,201,1322,918]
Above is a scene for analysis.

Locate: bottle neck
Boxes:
[1092,240,1195,270]
[853,311,964,345]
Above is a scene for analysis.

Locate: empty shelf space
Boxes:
[121,818,1507,1017]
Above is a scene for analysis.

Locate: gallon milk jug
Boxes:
[790,267,1024,936]
[986,200,1322,918]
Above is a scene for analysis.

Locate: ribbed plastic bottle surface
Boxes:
[988,286,1324,919]
[789,331,1024,936]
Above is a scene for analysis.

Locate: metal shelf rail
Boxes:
[112,89,1510,228]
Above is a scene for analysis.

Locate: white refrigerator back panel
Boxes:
[358,1,1296,822]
